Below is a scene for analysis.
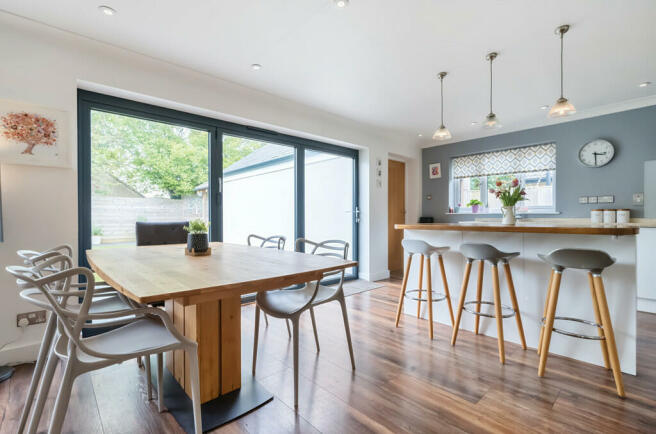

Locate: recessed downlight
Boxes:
[417,134,423,137]
[334,0,349,8]
[540,105,550,110]
[639,81,651,88]
[98,5,116,16]
[470,121,478,126]
[251,63,262,71]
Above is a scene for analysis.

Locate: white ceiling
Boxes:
[2,0,656,146]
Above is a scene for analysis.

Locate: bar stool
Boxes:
[394,239,454,339]
[537,248,625,397]
[450,243,527,364]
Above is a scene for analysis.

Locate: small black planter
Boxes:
[187,233,209,253]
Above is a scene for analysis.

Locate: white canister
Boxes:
[617,209,631,224]
[591,209,603,224]
[603,209,617,224]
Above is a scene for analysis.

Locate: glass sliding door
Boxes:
[89,110,210,248]
[304,149,357,276]
[221,134,295,247]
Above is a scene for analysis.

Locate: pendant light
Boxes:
[433,72,452,140]
[549,25,576,118]
[483,52,501,129]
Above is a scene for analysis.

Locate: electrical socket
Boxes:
[598,195,615,204]
[579,196,589,204]
[17,310,47,327]
[588,196,598,204]
[633,193,644,205]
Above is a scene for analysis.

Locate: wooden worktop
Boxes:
[395,221,640,236]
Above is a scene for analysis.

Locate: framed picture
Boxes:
[0,98,70,168]
[429,162,441,179]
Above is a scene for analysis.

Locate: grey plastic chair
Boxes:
[450,243,526,364]
[252,238,355,409]
[536,248,624,397]
[247,234,291,336]
[14,247,137,434]
[6,260,203,434]
[395,239,454,340]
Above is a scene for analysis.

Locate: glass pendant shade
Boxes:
[483,113,501,129]
[433,125,452,140]
[548,97,576,118]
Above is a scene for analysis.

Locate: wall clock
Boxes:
[578,139,615,168]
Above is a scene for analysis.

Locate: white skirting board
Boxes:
[402,229,637,375]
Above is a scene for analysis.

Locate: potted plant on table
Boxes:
[467,199,483,213]
[489,178,527,225]
[184,219,210,254]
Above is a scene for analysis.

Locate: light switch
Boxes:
[579,196,589,204]
[598,195,615,204]
[633,193,644,205]
[588,196,598,204]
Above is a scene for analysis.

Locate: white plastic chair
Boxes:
[6,259,203,434]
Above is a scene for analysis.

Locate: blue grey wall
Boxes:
[422,105,656,222]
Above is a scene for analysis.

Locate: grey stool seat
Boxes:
[395,239,454,340]
[451,243,527,364]
[537,248,625,398]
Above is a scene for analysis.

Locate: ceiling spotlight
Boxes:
[334,0,349,7]
[470,121,478,126]
[417,134,423,137]
[639,81,651,88]
[540,105,550,110]
[251,63,262,71]
[98,5,116,16]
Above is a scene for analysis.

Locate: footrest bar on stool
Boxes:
[404,289,447,302]
[463,300,515,318]
[541,316,605,340]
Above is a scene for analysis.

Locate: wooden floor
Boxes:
[1,279,655,433]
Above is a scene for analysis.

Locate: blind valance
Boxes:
[452,143,556,179]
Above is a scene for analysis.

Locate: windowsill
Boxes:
[446,211,561,215]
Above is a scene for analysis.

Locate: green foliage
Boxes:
[92,226,103,236]
[222,136,265,170]
[466,199,483,207]
[470,177,481,190]
[184,219,209,234]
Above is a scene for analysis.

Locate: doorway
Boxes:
[388,159,405,276]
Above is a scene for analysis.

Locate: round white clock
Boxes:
[579,139,615,167]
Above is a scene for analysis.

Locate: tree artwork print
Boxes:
[1,112,57,155]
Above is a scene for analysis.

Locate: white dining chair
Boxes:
[247,234,292,337]
[8,257,202,434]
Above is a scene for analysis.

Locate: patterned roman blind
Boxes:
[452,143,556,179]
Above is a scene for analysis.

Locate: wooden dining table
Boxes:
[86,242,357,432]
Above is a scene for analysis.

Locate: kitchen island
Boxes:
[395,220,642,374]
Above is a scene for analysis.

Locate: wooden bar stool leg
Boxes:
[417,254,424,318]
[438,254,455,326]
[588,272,610,370]
[395,254,413,327]
[504,262,527,350]
[451,261,472,346]
[538,271,562,377]
[592,275,625,398]
[474,260,484,334]
[537,270,554,355]
[491,264,505,364]
[426,255,434,339]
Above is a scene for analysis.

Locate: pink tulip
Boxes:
[489,188,495,194]
[495,180,502,187]
[520,190,527,196]
[511,178,519,187]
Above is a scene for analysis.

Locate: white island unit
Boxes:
[396,221,641,375]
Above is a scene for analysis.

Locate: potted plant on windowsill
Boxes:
[489,178,527,225]
[467,199,483,214]
[184,219,210,255]
[92,226,103,245]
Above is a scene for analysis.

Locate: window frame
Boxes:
[77,90,359,280]
[451,170,557,214]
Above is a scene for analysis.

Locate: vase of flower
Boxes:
[489,178,527,225]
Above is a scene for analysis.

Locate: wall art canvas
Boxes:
[429,162,441,179]
[0,98,69,167]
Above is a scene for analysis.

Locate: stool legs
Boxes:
[538,270,562,377]
[592,275,625,398]
[450,261,472,346]
[491,265,505,364]
[395,253,413,327]
[537,270,554,355]
[474,260,484,334]
[426,255,434,339]
[588,272,610,370]
[504,262,527,350]
[417,255,424,318]
[438,255,455,326]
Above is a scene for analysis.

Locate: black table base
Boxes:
[149,357,273,433]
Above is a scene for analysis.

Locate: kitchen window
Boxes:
[451,143,556,214]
